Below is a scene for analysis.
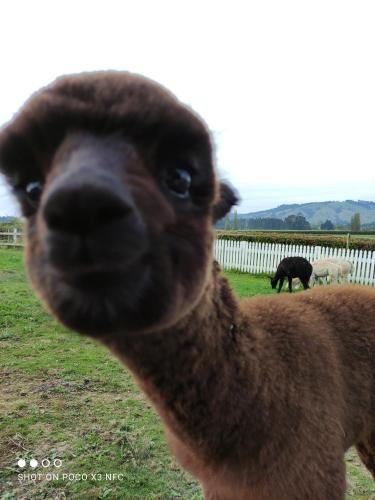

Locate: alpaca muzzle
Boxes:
[41,163,148,277]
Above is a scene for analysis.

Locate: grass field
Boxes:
[0,249,374,499]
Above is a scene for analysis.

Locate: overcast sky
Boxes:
[1,0,375,216]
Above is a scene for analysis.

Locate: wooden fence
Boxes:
[2,231,375,286]
[0,229,23,247]
[214,239,375,286]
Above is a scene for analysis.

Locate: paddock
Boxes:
[214,239,375,286]
[0,248,374,499]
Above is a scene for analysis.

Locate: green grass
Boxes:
[351,234,375,240]
[0,249,374,499]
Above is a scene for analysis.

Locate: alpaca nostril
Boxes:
[43,184,133,235]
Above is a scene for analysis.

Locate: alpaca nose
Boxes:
[42,171,148,271]
[43,181,132,235]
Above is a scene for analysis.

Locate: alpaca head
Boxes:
[269,276,278,289]
[0,72,237,336]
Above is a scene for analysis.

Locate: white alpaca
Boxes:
[325,258,353,283]
[284,277,302,290]
[310,261,340,286]
[313,258,353,284]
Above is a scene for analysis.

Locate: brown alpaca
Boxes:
[1,72,375,500]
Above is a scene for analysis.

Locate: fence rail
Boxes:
[0,229,24,247]
[2,232,375,286]
[214,239,375,286]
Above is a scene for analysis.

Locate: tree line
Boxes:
[217,212,364,231]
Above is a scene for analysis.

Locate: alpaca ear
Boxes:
[213,182,239,222]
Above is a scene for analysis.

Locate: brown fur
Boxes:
[1,72,375,499]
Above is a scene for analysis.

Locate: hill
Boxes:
[239,200,375,226]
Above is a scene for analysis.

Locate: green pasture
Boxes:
[0,249,374,499]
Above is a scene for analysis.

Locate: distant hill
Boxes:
[239,200,375,226]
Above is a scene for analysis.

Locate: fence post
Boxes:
[13,227,18,244]
[314,246,322,260]
[346,233,350,250]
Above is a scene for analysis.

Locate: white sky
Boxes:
[1,0,375,216]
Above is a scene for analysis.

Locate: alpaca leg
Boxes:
[356,431,375,480]
[277,277,284,293]
[301,279,310,290]
[288,276,292,293]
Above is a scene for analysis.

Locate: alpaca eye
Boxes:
[25,181,43,205]
[164,168,192,198]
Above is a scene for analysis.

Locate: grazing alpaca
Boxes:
[313,257,354,284]
[270,256,312,293]
[311,260,340,286]
[2,72,375,500]
[310,262,330,286]
[331,258,354,282]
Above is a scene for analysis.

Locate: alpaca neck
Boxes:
[106,260,261,465]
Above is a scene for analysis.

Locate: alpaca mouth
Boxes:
[43,259,152,336]
[64,268,135,289]
[51,251,151,295]
[37,221,153,334]
[43,222,151,291]
[55,253,148,286]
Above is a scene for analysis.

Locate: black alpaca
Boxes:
[270,256,312,293]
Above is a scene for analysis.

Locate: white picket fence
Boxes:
[214,239,375,286]
[3,231,375,286]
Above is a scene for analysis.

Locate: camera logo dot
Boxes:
[17,457,63,468]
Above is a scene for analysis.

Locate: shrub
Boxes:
[215,231,375,251]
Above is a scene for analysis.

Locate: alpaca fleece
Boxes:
[1,72,375,500]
